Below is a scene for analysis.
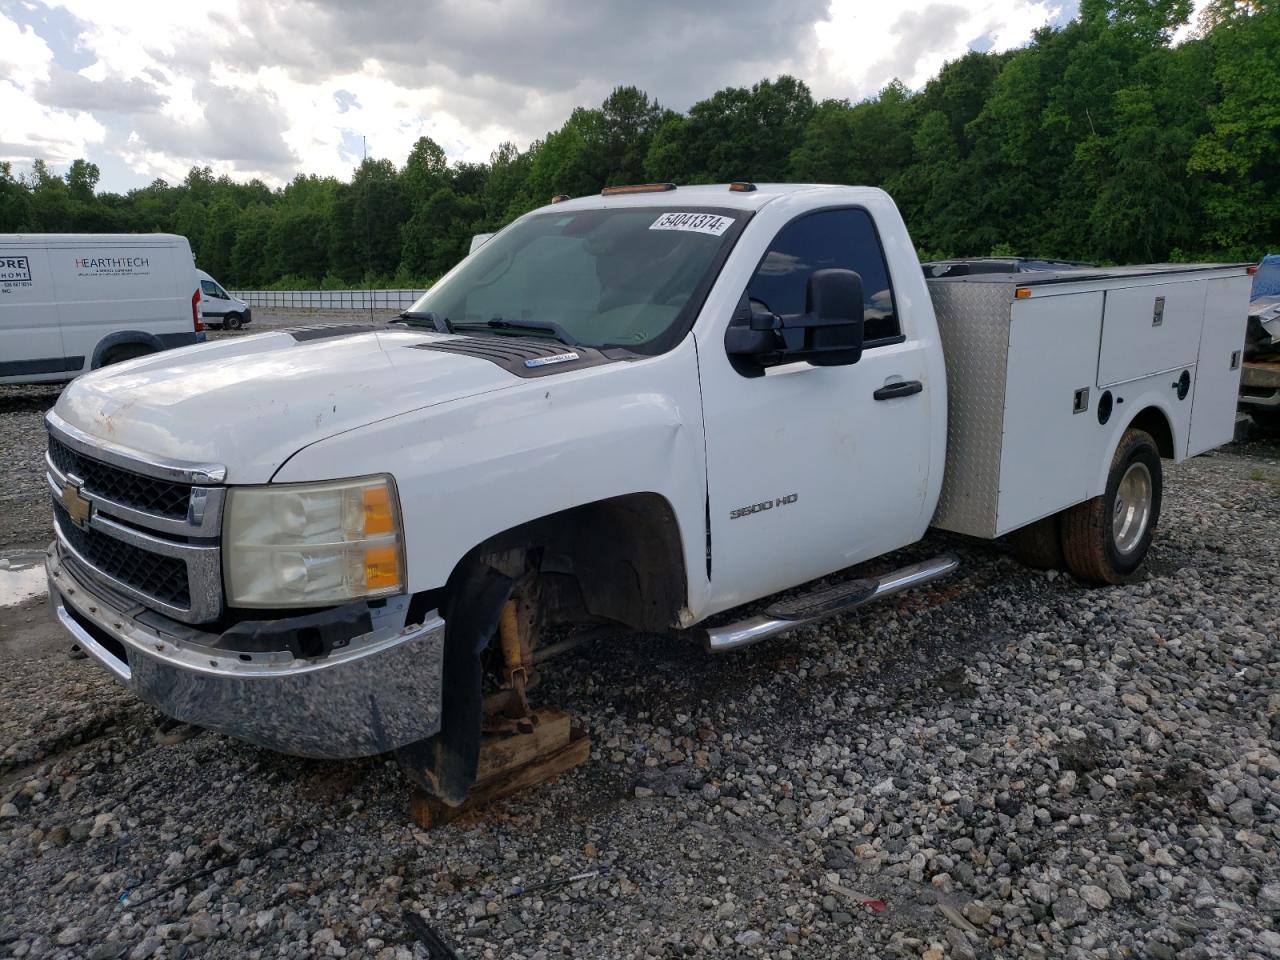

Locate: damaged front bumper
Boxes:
[46,546,445,759]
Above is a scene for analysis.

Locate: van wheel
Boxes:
[101,344,152,367]
[1010,513,1064,570]
[224,313,243,330]
[1061,429,1162,584]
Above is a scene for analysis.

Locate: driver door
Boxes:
[698,207,934,611]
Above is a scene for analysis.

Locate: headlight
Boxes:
[224,475,404,607]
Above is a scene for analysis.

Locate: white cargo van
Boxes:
[196,269,252,329]
[0,233,205,385]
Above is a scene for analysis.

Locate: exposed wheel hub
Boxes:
[1113,462,1153,555]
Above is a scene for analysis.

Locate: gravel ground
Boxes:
[1,314,1278,959]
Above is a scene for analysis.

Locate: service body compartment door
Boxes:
[1187,275,1251,456]
[1097,280,1205,387]
[995,291,1105,534]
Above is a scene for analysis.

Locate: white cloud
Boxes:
[5,0,1072,190]
[0,14,53,85]
[812,0,1062,98]
[0,14,107,166]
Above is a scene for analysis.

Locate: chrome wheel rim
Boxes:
[1113,462,1152,555]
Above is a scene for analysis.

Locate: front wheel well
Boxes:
[91,331,163,368]
[445,493,689,633]
[1126,406,1175,458]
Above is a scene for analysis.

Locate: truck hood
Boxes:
[54,327,518,483]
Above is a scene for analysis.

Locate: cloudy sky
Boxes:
[1,0,1152,193]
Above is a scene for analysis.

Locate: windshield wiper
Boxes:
[397,310,453,334]
[451,318,580,346]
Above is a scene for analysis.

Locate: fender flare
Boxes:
[91,331,164,369]
[1093,402,1178,495]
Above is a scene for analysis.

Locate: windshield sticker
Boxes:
[649,212,735,236]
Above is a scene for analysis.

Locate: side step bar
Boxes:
[704,553,960,653]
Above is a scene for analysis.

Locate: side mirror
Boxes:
[781,268,865,366]
[725,270,865,370]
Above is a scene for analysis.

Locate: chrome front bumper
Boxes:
[47,547,446,759]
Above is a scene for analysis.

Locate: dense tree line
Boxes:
[0,0,1275,289]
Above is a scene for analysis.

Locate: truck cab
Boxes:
[43,184,1249,805]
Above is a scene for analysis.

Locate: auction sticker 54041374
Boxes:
[649,212,735,236]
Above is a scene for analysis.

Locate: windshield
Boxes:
[405,206,746,352]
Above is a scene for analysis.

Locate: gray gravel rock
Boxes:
[1053,896,1090,928]
[0,337,1277,958]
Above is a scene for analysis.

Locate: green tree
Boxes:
[327,158,408,281]
[230,204,275,287]
[599,86,673,185]
[0,162,31,230]
[523,107,607,203]
[790,81,914,186]
[646,76,814,183]
[1189,0,1280,255]
[400,185,482,280]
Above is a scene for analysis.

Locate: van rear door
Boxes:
[0,245,68,384]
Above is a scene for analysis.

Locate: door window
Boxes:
[746,208,900,345]
[200,280,221,298]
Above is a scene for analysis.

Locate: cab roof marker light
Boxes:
[728,182,757,192]
[550,194,570,203]
[600,183,677,196]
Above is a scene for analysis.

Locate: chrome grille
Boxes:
[53,501,190,607]
[46,412,227,624]
[48,434,191,518]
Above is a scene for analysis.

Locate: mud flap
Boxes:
[394,564,514,806]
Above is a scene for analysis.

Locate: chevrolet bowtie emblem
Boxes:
[61,482,92,529]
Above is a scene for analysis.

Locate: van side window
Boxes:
[745,208,901,345]
[200,280,220,298]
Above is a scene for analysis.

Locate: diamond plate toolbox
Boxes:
[927,280,1018,538]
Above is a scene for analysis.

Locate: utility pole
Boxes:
[363,135,373,322]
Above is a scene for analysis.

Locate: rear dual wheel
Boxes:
[1061,429,1162,584]
[1011,428,1162,585]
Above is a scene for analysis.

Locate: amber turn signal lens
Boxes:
[1015,287,1032,299]
[364,546,401,590]
[362,485,395,536]
[600,182,677,195]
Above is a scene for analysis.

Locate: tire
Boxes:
[101,343,152,367]
[223,313,243,330]
[1061,429,1162,584]
[1010,513,1065,570]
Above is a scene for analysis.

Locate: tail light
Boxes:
[192,289,204,332]
[1248,264,1259,276]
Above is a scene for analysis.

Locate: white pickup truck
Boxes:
[43,183,1251,804]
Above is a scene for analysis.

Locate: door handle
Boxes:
[873,380,923,401]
